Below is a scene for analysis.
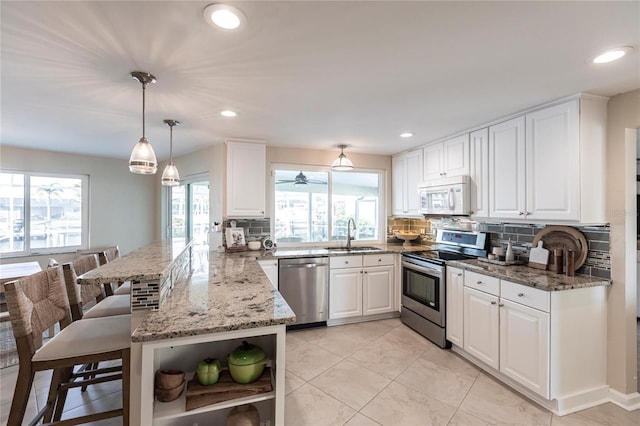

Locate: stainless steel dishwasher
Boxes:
[278,257,329,327]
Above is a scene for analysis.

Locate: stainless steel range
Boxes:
[401,229,488,348]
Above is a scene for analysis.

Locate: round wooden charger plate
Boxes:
[532,225,588,271]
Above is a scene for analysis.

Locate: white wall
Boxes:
[0,146,157,267]
[605,88,640,394]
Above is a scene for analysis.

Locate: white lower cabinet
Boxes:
[329,254,394,321]
[445,266,464,347]
[463,286,499,369]
[500,298,549,398]
[456,269,606,410]
[362,265,394,315]
[329,265,363,319]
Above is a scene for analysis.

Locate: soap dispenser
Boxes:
[505,239,515,262]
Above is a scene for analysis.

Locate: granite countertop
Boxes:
[447,259,611,291]
[131,249,296,342]
[77,240,191,285]
[131,242,430,342]
[261,242,433,259]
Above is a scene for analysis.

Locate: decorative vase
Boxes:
[225,404,260,426]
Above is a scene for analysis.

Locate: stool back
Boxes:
[62,254,102,321]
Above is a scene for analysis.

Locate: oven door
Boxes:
[401,259,445,326]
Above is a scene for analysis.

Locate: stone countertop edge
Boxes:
[447,259,611,292]
[77,240,193,286]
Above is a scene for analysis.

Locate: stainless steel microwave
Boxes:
[419,175,471,215]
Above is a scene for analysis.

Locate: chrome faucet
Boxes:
[346,218,356,249]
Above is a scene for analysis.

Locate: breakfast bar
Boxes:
[77,241,296,425]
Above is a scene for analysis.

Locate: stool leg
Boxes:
[44,368,63,422]
[8,363,35,426]
[53,366,73,421]
[122,349,131,426]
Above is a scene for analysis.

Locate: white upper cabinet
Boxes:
[423,134,470,181]
[525,100,579,221]
[470,128,489,218]
[487,98,604,223]
[392,149,422,216]
[225,140,266,217]
[488,116,526,219]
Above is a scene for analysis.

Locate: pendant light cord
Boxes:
[169,124,173,163]
[141,82,146,138]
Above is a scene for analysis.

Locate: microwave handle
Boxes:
[448,187,455,210]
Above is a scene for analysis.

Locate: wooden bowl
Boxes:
[155,381,185,402]
[155,369,185,390]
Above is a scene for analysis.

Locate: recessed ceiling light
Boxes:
[220,110,237,117]
[203,4,246,30]
[590,46,633,64]
[400,132,414,138]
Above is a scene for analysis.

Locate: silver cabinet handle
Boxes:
[457,273,462,277]
[499,303,504,307]
[491,301,497,305]
[518,211,525,216]
[477,281,483,284]
[517,292,524,297]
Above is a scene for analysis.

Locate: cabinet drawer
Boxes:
[363,253,394,267]
[464,270,499,296]
[501,280,550,312]
[330,255,363,269]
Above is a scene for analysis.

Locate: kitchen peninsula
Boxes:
[78,242,296,425]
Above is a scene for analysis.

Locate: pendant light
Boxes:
[128,71,158,174]
[331,144,354,171]
[161,119,181,186]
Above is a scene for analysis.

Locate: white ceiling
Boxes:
[1,1,638,161]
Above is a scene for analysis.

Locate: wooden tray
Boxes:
[185,368,272,411]
[532,226,588,271]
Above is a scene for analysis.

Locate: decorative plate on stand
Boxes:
[532,226,588,271]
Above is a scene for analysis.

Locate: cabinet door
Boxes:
[363,265,394,316]
[329,269,363,319]
[446,267,464,347]
[226,141,266,217]
[391,155,407,215]
[470,128,489,218]
[525,100,579,221]
[443,134,470,177]
[500,299,550,398]
[489,116,526,219]
[463,287,499,370]
[405,150,422,215]
[423,143,444,181]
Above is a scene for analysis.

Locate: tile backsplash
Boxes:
[475,222,611,279]
[386,217,433,245]
[222,218,271,247]
[386,217,611,279]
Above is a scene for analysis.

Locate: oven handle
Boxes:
[402,260,443,278]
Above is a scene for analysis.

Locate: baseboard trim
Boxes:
[608,388,640,411]
[327,311,399,327]
[451,345,627,416]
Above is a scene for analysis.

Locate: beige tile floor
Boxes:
[0,318,638,425]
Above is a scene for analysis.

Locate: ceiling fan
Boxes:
[275,171,327,186]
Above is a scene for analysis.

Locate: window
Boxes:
[0,171,88,256]
[273,167,383,245]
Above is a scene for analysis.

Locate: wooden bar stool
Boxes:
[3,267,130,425]
[62,254,130,321]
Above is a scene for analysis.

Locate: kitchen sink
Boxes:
[325,246,383,253]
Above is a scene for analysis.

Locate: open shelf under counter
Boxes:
[139,325,286,425]
[154,368,275,421]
